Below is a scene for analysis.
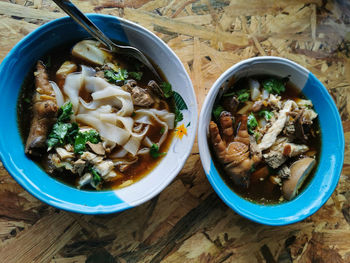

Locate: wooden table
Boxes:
[0,1,349,262]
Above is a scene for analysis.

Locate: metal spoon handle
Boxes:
[52,0,117,52]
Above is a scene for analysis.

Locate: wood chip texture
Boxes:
[0,0,350,262]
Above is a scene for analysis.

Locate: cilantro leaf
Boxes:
[223,89,249,102]
[160,82,173,98]
[150,144,166,159]
[213,105,224,120]
[262,78,286,95]
[47,122,79,151]
[57,102,73,123]
[74,130,101,154]
[247,113,258,134]
[236,89,250,102]
[104,68,128,84]
[258,110,273,121]
[129,71,143,80]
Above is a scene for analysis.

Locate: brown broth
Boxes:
[17,40,175,191]
[210,76,322,204]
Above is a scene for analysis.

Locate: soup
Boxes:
[209,76,321,203]
[18,40,178,190]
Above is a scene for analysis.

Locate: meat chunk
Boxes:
[258,100,294,151]
[25,61,58,156]
[263,151,286,169]
[124,80,154,107]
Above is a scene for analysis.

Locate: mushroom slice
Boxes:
[282,157,316,200]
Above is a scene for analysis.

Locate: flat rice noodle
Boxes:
[76,114,130,145]
[109,148,128,158]
[92,86,130,100]
[50,81,64,107]
[64,73,82,113]
[136,109,168,146]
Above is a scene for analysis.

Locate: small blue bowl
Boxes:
[0,15,197,214]
[198,57,344,225]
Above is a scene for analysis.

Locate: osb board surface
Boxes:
[0,0,350,262]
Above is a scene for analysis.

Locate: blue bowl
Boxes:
[0,15,197,214]
[198,57,345,225]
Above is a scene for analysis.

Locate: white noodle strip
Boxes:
[122,125,150,155]
[64,73,82,113]
[76,114,130,145]
[136,109,168,146]
[81,65,96,77]
[123,136,142,156]
[109,148,128,158]
[50,81,64,107]
[92,86,130,100]
[134,114,153,125]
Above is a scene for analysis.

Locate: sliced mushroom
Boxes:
[282,157,316,200]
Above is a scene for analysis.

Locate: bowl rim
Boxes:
[198,56,345,225]
[0,14,198,214]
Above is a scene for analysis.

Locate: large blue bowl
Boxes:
[0,15,197,214]
[198,57,345,225]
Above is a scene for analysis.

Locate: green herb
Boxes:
[24,98,31,103]
[129,71,143,80]
[160,127,165,135]
[104,68,128,84]
[150,144,166,159]
[223,89,249,102]
[262,78,286,95]
[258,110,273,121]
[46,102,78,150]
[160,82,173,98]
[47,122,78,151]
[213,105,224,120]
[175,108,183,124]
[131,112,136,117]
[57,102,73,123]
[90,167,102,188]
[236,89,250,102]
[247,113,258,134]
[74,130,101,154]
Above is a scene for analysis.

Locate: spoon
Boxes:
[52,0,161,80]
